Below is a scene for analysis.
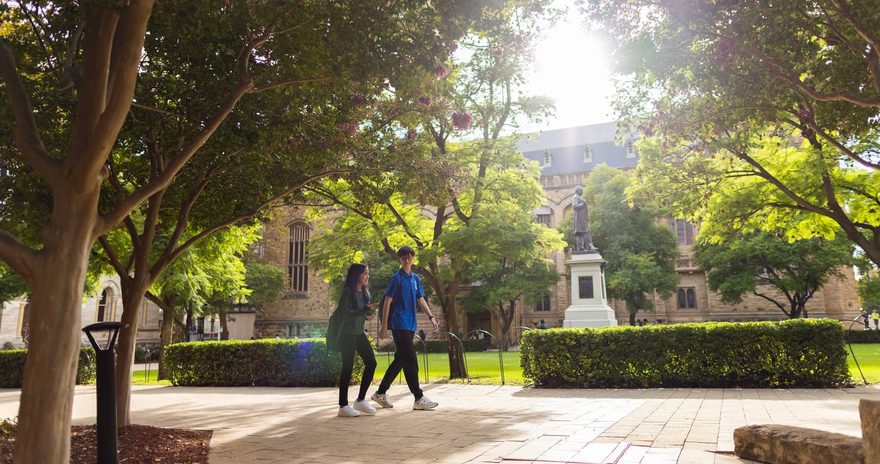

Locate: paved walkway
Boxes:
[1,384,876,463]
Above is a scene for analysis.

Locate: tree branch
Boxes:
[97,235,127,278]
[250,77,329,93]
[96,24,276,235]
[0,229,37,286]
[735,36,880,107]
[0,40,59,183]
[75,0,155,186]
[385,201,425,248]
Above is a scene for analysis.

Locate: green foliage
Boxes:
[583,166,678,318]
[860,275,880,312]
[521,319,850,388]
[845,330,880,344]
[694,230,853,318]
[0,348,95,388]
[0,265,26,304]
[243,260,285,309]
[163,339,361,387]
[581,0,880,266]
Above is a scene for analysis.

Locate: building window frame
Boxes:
[288,221,310,294]
[543,150,552,167]
[584,145,593,163]
[677,287,697,309]
[96,287,115,322]
[535,293,551,312]
[668,218,696,245]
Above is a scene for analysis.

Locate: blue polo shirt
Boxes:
[384,268,425,331]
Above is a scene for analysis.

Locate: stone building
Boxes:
[0,276,162,348]
[236,122,863,341]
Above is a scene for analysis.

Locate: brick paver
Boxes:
[0,384,876,463]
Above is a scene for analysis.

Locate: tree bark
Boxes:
[157,297,176,380]
[219,306,230,340]
[441,294,467,378]
[14,190,99,464]
[114,277,151,427]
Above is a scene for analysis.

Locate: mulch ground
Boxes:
[1,424,211,463]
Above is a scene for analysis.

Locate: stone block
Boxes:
[734,424,863,464]
[861,399,880,463]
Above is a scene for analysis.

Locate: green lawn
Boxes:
[375,351,525,385]
[128,344,880,387]
[846,343,880,384]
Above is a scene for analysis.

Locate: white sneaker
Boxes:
[337,405,360,417]
[371,392,394,408]
[413,396,438,410]
[353,399,376,415]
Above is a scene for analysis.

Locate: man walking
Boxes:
[371,246,440,410]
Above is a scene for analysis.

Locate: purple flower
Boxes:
[451,111,472,131]
[418,96,432,106]
[340,120,359,136]
[434,64,449,79]
[447,42,458,54]
[406,128,417,141]
[351,95,367,105]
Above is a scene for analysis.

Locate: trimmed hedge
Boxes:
[845,330,880,344]
[521,319,850,388]
[378,338,490,353]
[163,338,362,387]
[0,348,96,388]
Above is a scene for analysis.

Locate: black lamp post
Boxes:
[83,321,128,464]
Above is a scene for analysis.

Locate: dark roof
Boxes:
[517,122,639,176]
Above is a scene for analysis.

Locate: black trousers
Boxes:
[338,331,377,406]
[377,329,423,400]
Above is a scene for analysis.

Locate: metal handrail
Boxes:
[466,329,504,385]
[446,331,469,382]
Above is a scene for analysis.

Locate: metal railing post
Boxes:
[466,330,504,385]
[446,332,469,382]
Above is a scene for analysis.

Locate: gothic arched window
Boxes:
[288,222,310,293]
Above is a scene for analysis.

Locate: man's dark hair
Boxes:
[397,245,415,257]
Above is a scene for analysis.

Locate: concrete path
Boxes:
[1,384,876,463]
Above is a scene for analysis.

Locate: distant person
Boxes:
[371,246,440,410]
[872,311,879,330]
[335,263,379,418]
[538,319,548,329]
[862,310,870,330]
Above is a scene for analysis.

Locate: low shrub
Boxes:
[845,330,880,344]
[521,319,850,388]
[0,348,96,388]
[163,338,361,387]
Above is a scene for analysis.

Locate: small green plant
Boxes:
[0,417,16,438]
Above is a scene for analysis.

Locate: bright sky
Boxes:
[517,8,616,133]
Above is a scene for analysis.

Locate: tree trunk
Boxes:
[629,312,637,326]
[157,299,175,380]
[441,295,467,378]
[15,193,98,464]
[219,306,230,340]
[114,277,151,427]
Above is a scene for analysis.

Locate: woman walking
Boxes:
[336,263,379,417]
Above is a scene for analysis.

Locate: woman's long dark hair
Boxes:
[343,263,368,291]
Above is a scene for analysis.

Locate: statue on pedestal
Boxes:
[572,185,597,253]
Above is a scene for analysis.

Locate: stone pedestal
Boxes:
[563,252,618,328]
